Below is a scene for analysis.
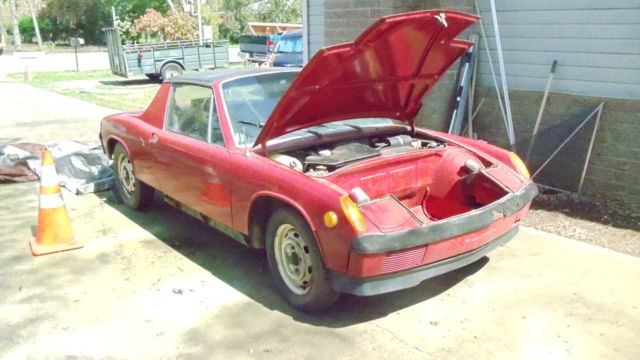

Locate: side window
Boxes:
[209,97,225,146]
[166,84,212,142]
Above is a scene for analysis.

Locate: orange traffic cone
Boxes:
[29,150,83,256]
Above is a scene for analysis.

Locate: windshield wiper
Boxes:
[237,120,264,128]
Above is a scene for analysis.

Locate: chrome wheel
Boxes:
[274,223,313,295]
[118,155,135,196]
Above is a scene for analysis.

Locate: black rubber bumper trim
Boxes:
[331,225,519,296]
[351,182,537,254]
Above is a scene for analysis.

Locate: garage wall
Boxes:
[304,0,325,61]
[476,0,640,100]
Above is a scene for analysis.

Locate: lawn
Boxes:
[9,65,246,111]
[8,70,160,111]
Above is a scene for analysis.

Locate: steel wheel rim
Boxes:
[165,67,181,79]
[274,224,313,295]
[118,155,136,196]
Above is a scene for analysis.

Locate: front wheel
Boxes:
[266,207,339,312]
[112,144,154,210]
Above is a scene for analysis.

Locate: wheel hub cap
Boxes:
[274,224,313,295]
[118,157,136,194]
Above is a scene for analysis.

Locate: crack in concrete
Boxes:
[372,323,434,358]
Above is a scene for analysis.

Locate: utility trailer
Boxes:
[104,27,229,80]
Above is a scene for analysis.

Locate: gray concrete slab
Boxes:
[1,82,639,359]
[0,81,116,144]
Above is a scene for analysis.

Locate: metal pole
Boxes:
[112,6,117,27]
[468,34,480,138]
[526,60,558,163]
[577,103,605,194]
[532,102,605,179]
[489,0,516,149]
[74,45,79,72]
[474,0,508,140]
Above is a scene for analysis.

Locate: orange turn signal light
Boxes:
[339,196,366,233]
[323,211,338,228]
[509,152,531,179]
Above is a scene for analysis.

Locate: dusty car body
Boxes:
[100,10,536,311]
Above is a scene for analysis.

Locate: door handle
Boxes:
[150,133,159,144]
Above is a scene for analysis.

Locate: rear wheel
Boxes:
[112,144,154,210]
[160,63,183,80]
[266,207,339,312]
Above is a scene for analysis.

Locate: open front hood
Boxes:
[254,10,478,147]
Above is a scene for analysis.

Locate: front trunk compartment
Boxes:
[267,131,515,226]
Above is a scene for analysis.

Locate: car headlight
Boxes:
[509,152,530,179]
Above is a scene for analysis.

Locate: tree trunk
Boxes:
[28,0,43,50]
[9,0,20,49]
[0,3,8,48]
[166,0,176,11]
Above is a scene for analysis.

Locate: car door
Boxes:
[151,83,233,227]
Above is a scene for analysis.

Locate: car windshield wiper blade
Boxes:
[237,120,264,128]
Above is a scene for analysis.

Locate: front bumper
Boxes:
[331,225,519,296]
[351,182,537,254]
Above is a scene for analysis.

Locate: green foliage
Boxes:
[39,0,169,44]
[18,16,53,43]
[254,0,302,24]
[35,0,302,45]
[202,7,222,39]
[164,10,197,40]
[219,0,251,44]
[218,0,302,44]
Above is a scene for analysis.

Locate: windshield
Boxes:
[275,35,302,53]
[222,71,298,146]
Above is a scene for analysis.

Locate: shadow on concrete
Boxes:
[99,190,488,327]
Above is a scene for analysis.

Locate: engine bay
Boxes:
[269,133,446,176]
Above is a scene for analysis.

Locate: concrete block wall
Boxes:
[475,90,640,205]
[323,0,475,132]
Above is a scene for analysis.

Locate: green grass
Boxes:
[10,65,247,111]
[9,70,158,111]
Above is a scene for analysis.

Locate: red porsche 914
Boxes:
[100,10,536,311]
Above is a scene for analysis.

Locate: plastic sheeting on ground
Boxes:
[0,141,113,194]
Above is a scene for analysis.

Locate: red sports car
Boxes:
[100,10,536,311]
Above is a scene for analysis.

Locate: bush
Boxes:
[19,14,54,43]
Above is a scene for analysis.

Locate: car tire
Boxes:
[160,63,183,80]
[112,143,154,210]
[266,207,339,312]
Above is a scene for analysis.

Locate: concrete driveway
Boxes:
[1,81,639,359]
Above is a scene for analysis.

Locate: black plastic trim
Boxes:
[351,182,537,254]
[331,225,519,296]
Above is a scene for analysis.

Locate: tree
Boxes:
[27,0,42,50]
[164,10,197,40]
[254,0,301,24]
[9,0,20,49]
[0,2,8,48]
[132,8,168,41]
